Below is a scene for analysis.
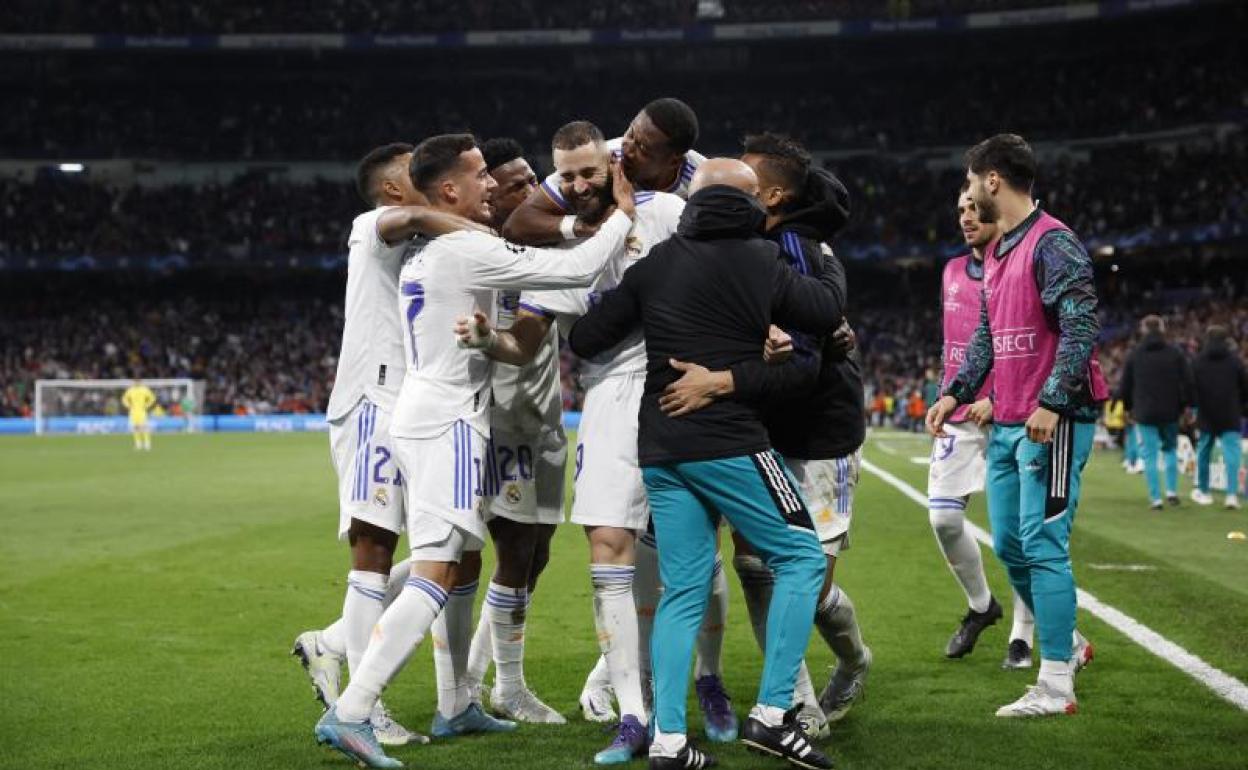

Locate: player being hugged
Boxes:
[314,134,636,769]
[456,119,688,765]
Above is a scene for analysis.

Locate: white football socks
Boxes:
[383,558,411,604]
[319,619,347,659]
[1038,658,1073,696]
[734,553,819,712]
[466,609,493,690]
[650,727,688,757]
[815,583,868,673]
[1010,590,1036,644]
[929,497,992,613]
[432,580,478,718]
[733,553,773,650]
[633,537,662,689]
[694,555,728,679]
[342,570,387,675]
[486,582,529,697]
[335,575,448,723]
[750,703,786,728]
[591,563,647,723]
[583,652,611,693]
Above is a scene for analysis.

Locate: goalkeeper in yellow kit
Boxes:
[121,381,157,451]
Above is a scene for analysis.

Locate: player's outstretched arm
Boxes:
[455,311,552,367]
[466,166,636,292]
[377,205,491,246]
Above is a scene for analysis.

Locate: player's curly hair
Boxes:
[643,98,698,155]
[355,142,414,206]
[481,137,525,173]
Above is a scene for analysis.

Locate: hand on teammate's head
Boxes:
[611,158,636,219]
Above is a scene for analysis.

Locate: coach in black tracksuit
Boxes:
[1192,326,1246,505]
[1118,315,1193,506]
[568,163,838,770]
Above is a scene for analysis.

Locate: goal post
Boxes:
[34,378,205,436]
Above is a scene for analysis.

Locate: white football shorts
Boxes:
[328,398,404,539]
[485,420,568,526]
[570,372,649,531]
[786,452,859,556]
[392,419,490,557]
[927,420,989,499]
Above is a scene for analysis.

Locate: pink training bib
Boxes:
[983,211,1107,423]
[940,253,992,423]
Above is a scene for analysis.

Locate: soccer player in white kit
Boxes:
[292,142,486,746]
[314,133,637,770]
[504,101,735,748]
[459,138,568,723]
[458,119,689,765]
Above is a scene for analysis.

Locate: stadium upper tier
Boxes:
[0,0,1148,33]
[2,136,1243,266]
[2,6,1241,162]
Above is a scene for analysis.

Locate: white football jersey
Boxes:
[491,290,562,436]
[390,211,633,440]
[540,137,705,211]
[326,207,409,421]
[522,191,685,380]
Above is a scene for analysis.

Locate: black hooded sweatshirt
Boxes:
[568,185,846,466]
[1192,338,1247,434]
[729,167,865,460]
[1117,331,1193,425]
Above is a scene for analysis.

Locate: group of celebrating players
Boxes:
[290,96,1105,770]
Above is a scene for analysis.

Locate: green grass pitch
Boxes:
[1,429,1245,769]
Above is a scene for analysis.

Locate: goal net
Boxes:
[34,378,205,435]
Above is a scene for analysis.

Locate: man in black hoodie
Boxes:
[658,134,869,737]
[1190,325,1246,509]
[1118,315,1194,509]
[569,158,840,770]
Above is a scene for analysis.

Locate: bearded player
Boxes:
[929,134,1103,717]
[456,120,689,764]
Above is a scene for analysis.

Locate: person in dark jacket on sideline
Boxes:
[1118,315,1194,509]
[1190,325,1246,509]
[568,158,840,770]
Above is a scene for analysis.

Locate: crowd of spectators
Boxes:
[6,40,1241,161]
[0,271,594,419]
[4,0,1082,34]
[3,136,1242,264]
[0,273,341,418]
[4,252,1242,420]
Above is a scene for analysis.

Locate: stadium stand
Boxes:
[3,0,1107,33]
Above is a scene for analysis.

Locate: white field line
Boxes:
[861,455,1248,712]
